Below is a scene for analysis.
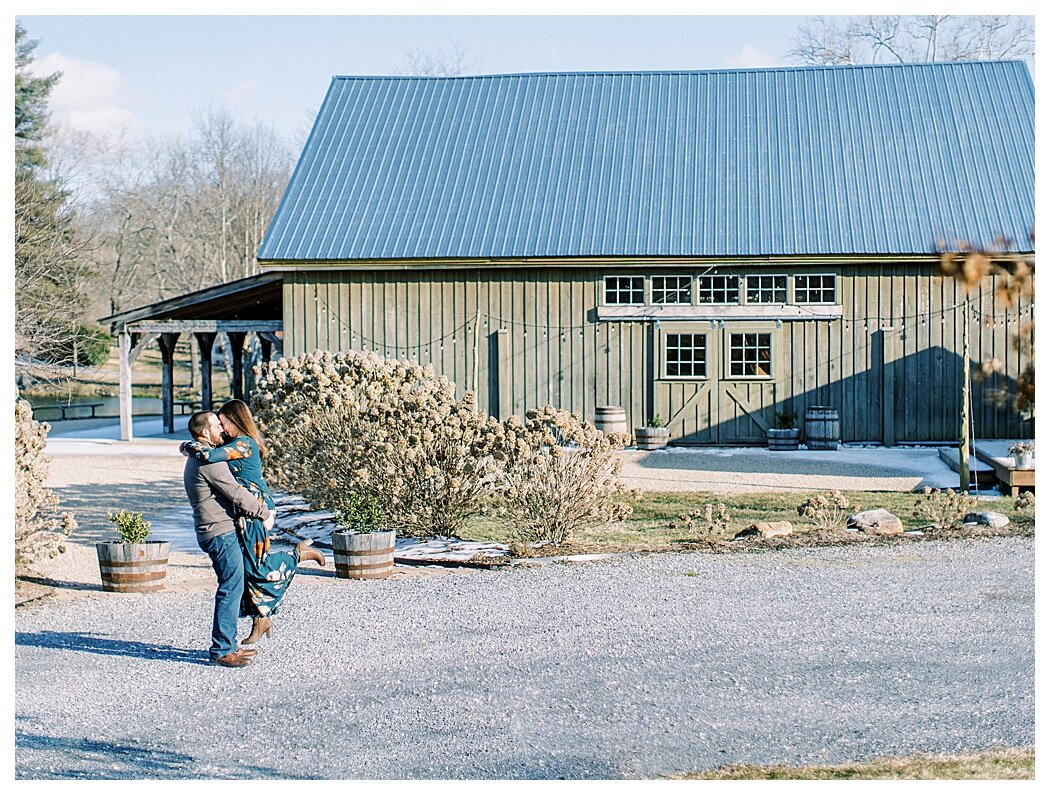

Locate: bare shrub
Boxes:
[797,490,856,532]
[1014,491,1034,515]
[913,487,978,533]
[15,398,75,565]
[670,503,732,540]
[494,406,634,546]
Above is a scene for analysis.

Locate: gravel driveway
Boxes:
[15,536,1033,779]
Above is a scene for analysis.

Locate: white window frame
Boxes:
[725,327,776,381]
[696,274,741,305]
[602,275,646,306]
[650,275,694,305]
[658,329,710,381]
[793,273,838,305]
[743,274,788,305]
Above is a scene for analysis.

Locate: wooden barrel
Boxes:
[95,541,170,593]
[332,530,396,580]
[594,406,628,437]
[804,406,841,450]
[767,429,800,451]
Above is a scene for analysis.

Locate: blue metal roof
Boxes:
[259,61,1034,262]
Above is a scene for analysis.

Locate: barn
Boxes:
[109,60,1036,444]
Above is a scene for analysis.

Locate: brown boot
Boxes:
[241,616,273,645]
[210,649,254,667]
[297,539,327,567]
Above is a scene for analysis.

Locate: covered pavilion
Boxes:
[99,273,283,440]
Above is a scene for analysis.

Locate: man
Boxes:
[183,410,275,668]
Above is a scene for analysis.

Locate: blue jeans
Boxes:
[199,530,244,659]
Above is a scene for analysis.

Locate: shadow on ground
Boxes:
[15,729,291,779]
[52,480,189,545]
[15,630,209,667]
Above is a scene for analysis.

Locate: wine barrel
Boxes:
[804,406,841,450]
[95,541,170,593]
[332,530,396,580]
[594,406,628,437]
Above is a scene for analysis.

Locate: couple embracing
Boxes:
[182,399,326,667]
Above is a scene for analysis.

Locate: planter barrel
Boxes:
[635,427,670,450]
[332,530,396,580]
[767,428,801,451]
[804,406,841,450]
[1015,453,1034,469]
[95,541,171,593]
[594,406,629,438]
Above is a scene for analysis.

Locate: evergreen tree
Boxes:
[15,23,60,171]
[14,22,94,373]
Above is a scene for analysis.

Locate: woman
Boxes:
[182,399,325,644]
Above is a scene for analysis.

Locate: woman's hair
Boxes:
[218,399,267,459]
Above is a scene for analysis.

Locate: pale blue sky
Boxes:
[17,14,810,144]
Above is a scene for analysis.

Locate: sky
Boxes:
[15,11,822,146]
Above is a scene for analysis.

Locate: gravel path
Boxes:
[15,536,1033,779]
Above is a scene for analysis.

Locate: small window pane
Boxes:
[652,275,692,304]
[697,275,740,304]
[794,274,837,303]
[604,276,644,305]
[745,275,787,304]
[729,332,772,377]
[665,333,707,378]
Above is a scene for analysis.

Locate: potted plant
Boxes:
[1009,441,1035,468]
[96,510,171,593]
[635,414,671,450]
[330,493,396,580]
[767,410,801,451]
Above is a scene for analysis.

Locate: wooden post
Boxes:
[472,308,481,398]
[880,327,897,447]
[157,333,180,435]
[195,332,217,412]
[959,295,971,492]
[227,331,247,401]
[118,328,133,441]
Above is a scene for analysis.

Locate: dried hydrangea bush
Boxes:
[15,399,75,565]
[251,352,635,545]
[913,487,978,533]
[796,490,856,532]
[251,350,503,538]
[493,406,635,546]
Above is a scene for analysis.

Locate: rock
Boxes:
[963,511,1010,528]
[847,509,904,535]
[733,521,793,540]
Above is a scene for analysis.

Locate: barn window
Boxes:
[729,333,772,377]
[794,274,837,303]
[744,275,787,304]
[651,275,692,304]
[696,275,740,304]
[604,276,645,305]
[664,333,707,378]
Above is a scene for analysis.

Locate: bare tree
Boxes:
[789,15,1033,65]
[87,110,294,315]
[398,42,471,76]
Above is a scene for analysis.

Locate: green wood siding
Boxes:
[281,263,1032,443]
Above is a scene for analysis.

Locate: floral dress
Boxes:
[183,435,299,618]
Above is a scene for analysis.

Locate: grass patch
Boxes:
[459,490,1030,555]
[669,746,1034,780]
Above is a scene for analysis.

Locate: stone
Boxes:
[733,521,793,540]
[963,511,1010,528]
[847,509,904,535]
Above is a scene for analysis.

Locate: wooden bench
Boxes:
[973,440,1036,497]
[175,399,223,413]
[33,402,105,421]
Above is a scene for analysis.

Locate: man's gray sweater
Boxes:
[183,456,270,545]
